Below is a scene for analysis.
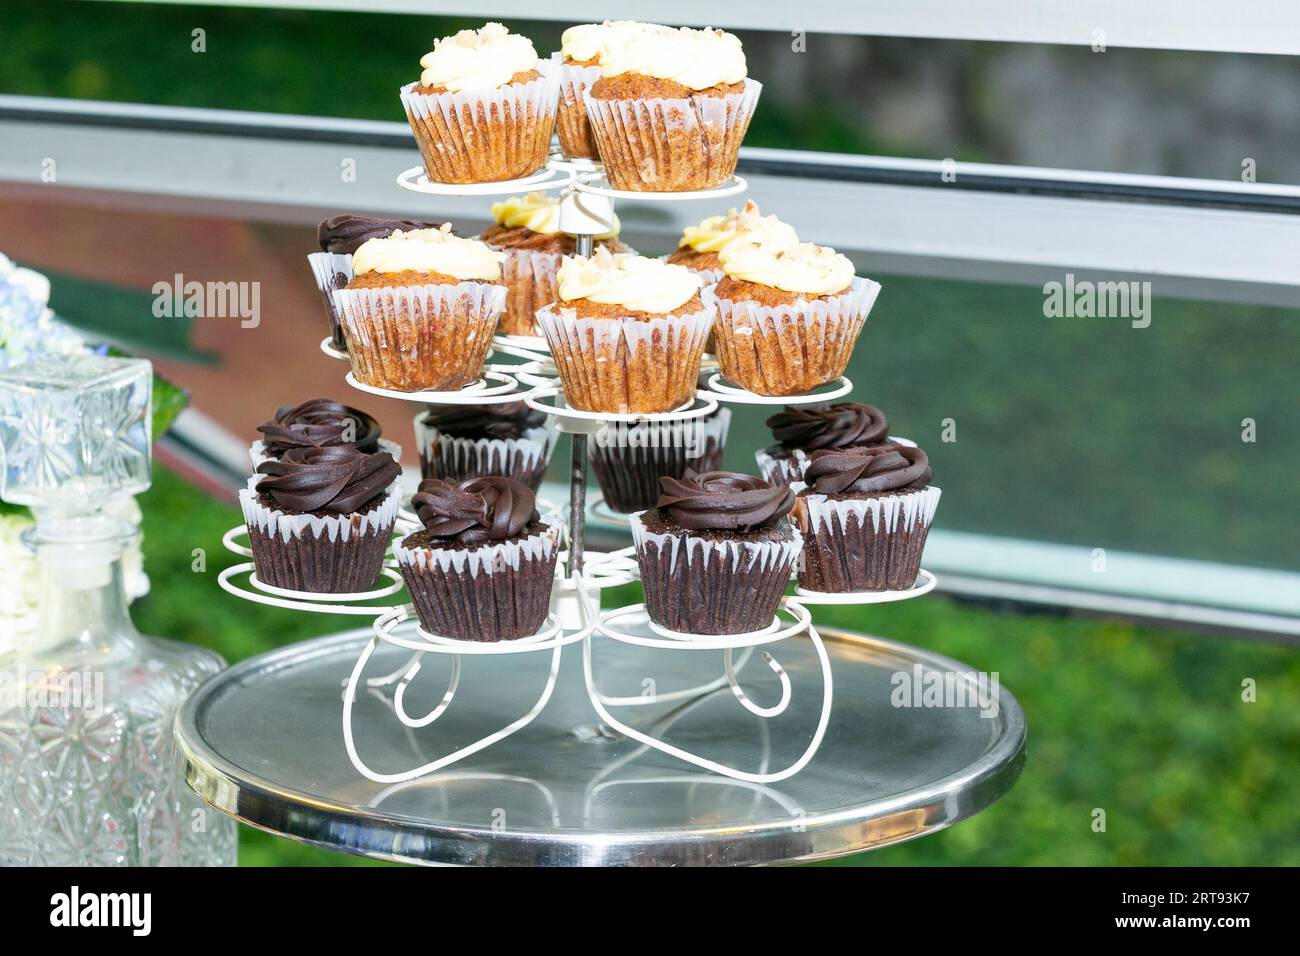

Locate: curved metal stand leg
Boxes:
[342,636,563,784]
[581,621,833,784]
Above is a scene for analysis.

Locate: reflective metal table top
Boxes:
[177,627,1025,866]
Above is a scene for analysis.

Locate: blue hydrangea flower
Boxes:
[0,253,96,369]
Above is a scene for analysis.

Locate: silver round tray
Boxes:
[177,626,1025,866]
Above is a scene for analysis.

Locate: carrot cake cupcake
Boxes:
[331,225,506,392]
[712,241,881,396]
[400,22,558,184]
[584,27,760,191]
[553,20,672,159]
[481,192,626,336]
[666,201,798,283]
[534,249,712,413]
[309,215,441,351]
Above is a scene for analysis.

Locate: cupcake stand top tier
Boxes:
[183,150,1026,865]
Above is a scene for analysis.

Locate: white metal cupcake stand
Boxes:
[218,153,935,785]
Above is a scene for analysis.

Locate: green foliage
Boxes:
[132,466,1300,866]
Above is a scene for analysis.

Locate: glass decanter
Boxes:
[0,355,237,865]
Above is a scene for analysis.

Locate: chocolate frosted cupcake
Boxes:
[589,407,731,513]
[249,398,396,470]
[413,401,556,490]
[309,215,442,351]
[481,193,626,336]
[793,445,941,592]
[712,241,880,396]
[584,27,760,191]
[401,23,558,184]
[241,446,401,593]
[632,471,801,636]
[665,201,798,285]
[394,477,560,641]
[756,402,893,486]
[332,225,506,392]
[536,250,712,413]
[553,20,672,159]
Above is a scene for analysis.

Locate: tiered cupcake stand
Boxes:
[187,154,1025,863]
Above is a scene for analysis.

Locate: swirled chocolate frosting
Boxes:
[804,445,932,496]
[258,398,383,456]
[766,402,889,450]
[257,446,399,514]
[411,476,540,544]
[421,402,545,441]
[317,215,444,254]
[656,470,794,532]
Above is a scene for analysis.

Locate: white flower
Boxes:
[0,513,41,658]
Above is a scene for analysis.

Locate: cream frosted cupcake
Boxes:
[584,27,760,191]
[553,20,673,159]
[332,225,506,392]
[712,241,881,396]
[401,22,558,184]
[535,250,712,413]
[480,193,626,336]
[665,201,799,284]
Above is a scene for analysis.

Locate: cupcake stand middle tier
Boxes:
[207,156,1018,818]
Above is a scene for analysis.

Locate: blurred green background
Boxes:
[4,1,1298,865]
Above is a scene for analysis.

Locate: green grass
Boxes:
[133,465,1300,866]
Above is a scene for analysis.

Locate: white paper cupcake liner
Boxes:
[583,78,761,192]
[393,523,560,579]
[630,511,802,635]
[332,281,505,392]
[795,486,941,592]
[588,409,731,512]
[554,57,602,159]
[239,482,402,544]
[307,251,353,350]
[248,437,402,472]
[412,415,557,490]
[712,275,881,396]
[400,64,559,184]
[535,296,715,413]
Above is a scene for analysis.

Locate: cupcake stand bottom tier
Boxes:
[176,625,1025,867]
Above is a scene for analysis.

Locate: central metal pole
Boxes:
[569,433,587,575]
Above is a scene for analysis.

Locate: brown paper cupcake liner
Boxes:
[413,412,557,490]
[583,79,761,192]
[399,66,559,185]
[394,525,560,641]
[239,486,400,593]
[630,513,801,635]
[332,281,504,392]
[794,486,941,592]
[589,410,730,512]
[711,276,881,396]
[535,299,714,413]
